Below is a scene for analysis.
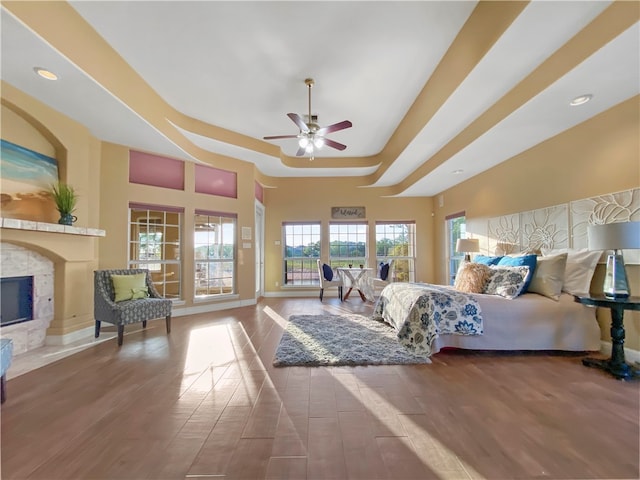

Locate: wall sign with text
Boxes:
[331,206,366,219]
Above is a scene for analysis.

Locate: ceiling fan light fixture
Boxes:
[305,143,314,153]
[313,137,324,149]
[298,136,309,148]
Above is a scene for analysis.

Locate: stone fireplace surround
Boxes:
[0,243,54,355]
[0,217,105,354]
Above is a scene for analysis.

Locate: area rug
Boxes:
[273,313,431,367]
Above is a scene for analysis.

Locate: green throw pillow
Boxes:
[111,273,148,302]
[131,287,149,300]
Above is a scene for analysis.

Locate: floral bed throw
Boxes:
[372,283,483,355]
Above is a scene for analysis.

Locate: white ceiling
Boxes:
[1,1,638,196]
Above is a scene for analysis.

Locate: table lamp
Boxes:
[587,221,640,298]
[456,238,480,262]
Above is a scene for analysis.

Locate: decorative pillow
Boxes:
[111,273,148,302]
[541,248,601,295]
[474,254,503,266]
[454,262,491,293]
[484,266,530,299]
[380,263,390,281]
[131,287,149,300]
[322,263,333,281]
[528,253,568,301]
[496,254,537,293]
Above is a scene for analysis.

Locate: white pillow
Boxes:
[541,248,601,295]
[528,253,567,301]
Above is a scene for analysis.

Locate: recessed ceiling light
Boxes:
[452,169,464,175]
[34,67,58,81]
[570,94,592,106]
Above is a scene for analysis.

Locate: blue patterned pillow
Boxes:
[484,266,530,299]
[380,263,390,280]
[474,254,503,265]
[497,254,537,293]
[322,263,333,281]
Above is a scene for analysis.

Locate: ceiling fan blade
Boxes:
[295,146,306,156]
[316,120,352,136]
[324,138,347,151]
[263,134,299,140]
[287,113,310,133]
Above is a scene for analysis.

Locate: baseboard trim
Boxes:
[600,341,640,363]
[172,298,256,317]
[44,299,258,345]
[45,326,95,346]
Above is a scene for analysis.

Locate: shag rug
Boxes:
[273,313,431,367]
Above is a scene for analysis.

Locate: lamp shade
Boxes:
[456,238,480,253]
[587,221,640,299]
[587,221,640,251]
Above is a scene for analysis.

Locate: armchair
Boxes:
[94,269,172,346]
[316,259,343,301]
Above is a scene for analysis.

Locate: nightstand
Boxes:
[575,294,640,380]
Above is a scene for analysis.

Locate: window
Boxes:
[283,222,320,285]
[129,205,182,300]
[194,212,236,297]
[375,222,416,282]
[447,212,466,285]
[329,222,368,268]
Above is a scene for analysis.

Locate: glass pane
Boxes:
[374,223,416,283]
[283,223,321,285]
[129,207,182,299]
[329,223,367,263]
[165,212,180,226]
[165,225,179,243]
[194,214,235,296]
[448,216,466,285]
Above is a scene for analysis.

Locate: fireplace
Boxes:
[0,276,34,326]
[0,242,54,354]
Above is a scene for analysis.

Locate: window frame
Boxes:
[282,222,321,286]
[128,204,183,300]
[329,221,368,268]
[194,211,237,298]
[446,212,466,285]
[375,222,416,283]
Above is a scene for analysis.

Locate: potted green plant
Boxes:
[49,182,77,225]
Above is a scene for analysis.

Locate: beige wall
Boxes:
[1,82,102,336]
[263,177,434,294]
[432,97,640,350]
[98,143,258,304]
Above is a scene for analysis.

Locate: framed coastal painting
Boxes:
[0,139,59,222]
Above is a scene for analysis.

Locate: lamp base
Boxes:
[603,251,630,299]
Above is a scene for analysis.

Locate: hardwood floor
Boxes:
[1,297,638,480]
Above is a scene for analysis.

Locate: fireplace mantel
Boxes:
[0,217,105,237]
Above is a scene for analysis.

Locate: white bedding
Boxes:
[431,290,601,354]
[374,282,601,355]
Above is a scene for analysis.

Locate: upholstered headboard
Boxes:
[468,187,640,264]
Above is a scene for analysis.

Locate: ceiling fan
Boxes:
[263,78,352,160]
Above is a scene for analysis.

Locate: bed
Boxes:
[372,280,601,357]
